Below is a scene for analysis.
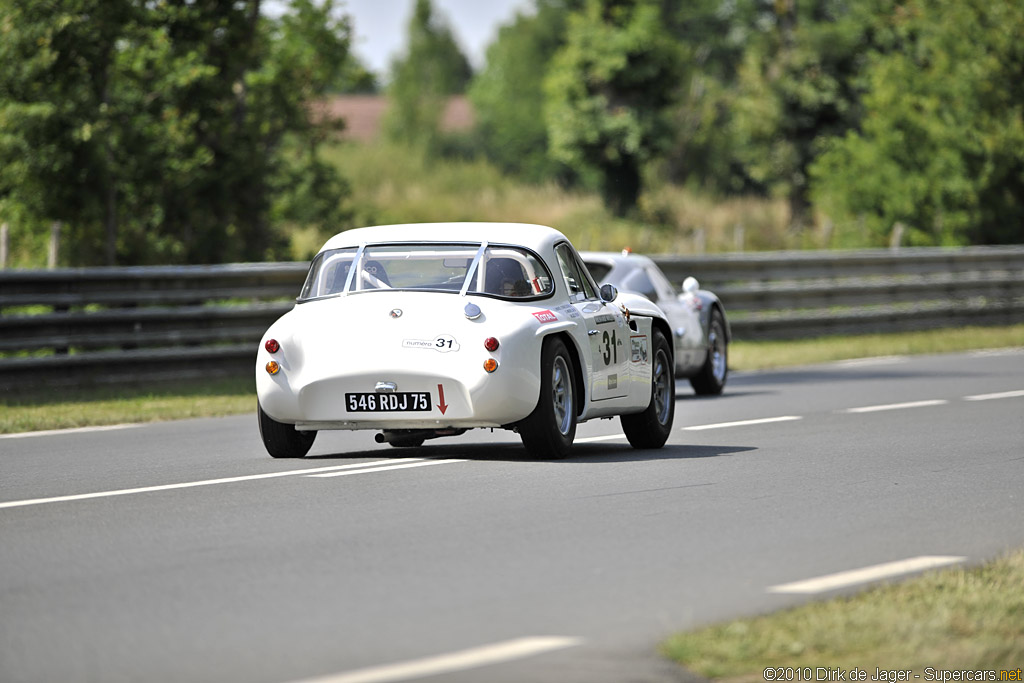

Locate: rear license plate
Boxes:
[345,392,431,412]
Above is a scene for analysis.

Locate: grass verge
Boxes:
[729,324,1024,371]
[0,377,255,435]
[662,550,1024,681]
[1,325,1021,435]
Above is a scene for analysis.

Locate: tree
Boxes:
[727,0,877,229]
[0,0,137,264]
[0,0,355,265]
[810,0,1024,246]
[469,0,579,182]
[544,0,684,215]
[385,0,472,152]
[661,0,774,195]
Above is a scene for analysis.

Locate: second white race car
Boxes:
[582,250,730,395]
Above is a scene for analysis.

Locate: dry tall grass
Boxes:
[309,140,803,259]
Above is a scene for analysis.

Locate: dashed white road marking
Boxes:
[969,348,1024,357]
[843,399,948,413]
[306,459,466,478]
[0,424,140,440]
[683,416,802,431]
[834,356,907,367]
[964,389,1024,401]
[286,636,583,683]
[768,555,966,594]
[0,458,442,510]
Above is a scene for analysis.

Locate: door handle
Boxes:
[588,330,599,336]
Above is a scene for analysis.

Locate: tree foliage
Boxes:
[544,0,684,216]
[0,0,355,265]
[726,0,881,229]
[384,0,472,153]
[469,0,578,182]
[810,0,1024,246]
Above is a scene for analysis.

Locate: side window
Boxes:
[555,243,597,302]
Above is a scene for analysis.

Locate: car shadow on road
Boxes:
[306,441,756,463]
[674,389,772,400]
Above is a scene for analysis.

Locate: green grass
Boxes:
[729,324,1024,371]
[662,550,1024,681]
[0,377,256,435]
[1,325,1021,435]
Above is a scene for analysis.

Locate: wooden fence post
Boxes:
[48,221,61,269]
[0,223,8,269]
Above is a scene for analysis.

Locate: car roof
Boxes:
[579,251,655,267]
[319,222,569,254]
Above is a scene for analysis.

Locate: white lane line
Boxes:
[287,636,583,683]
[575,434,628,443]
[843,399,948,414]
[768,555,966,594]
[0,458,429,510]
[306,459,466,478]
[964,389,1024,401]
[683,416,802,431]
[835,356,907,367]
[970,348,1024,357]
[0,423,140,440]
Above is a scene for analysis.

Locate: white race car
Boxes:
[582,250,731,396]
[256,223,675,459]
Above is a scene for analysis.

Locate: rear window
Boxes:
[298,243,553,301]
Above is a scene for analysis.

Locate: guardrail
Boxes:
[653,246,1024,340]
[2,246,1022,390]
[0,263,307,391]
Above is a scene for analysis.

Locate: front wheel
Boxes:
[518,337,577,459]
[690,309,728,395]
[258,401,316,458]
[621,328,675,449]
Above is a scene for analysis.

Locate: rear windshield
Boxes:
[298,243,554,302]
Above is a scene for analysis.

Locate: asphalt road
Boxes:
[2,350,1022,683]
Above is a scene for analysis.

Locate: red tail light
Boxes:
[484,337,499,352]
[265,339,280,353]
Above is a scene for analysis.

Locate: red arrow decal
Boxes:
[436,383,448,415]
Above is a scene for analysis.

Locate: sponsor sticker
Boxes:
[630,336,649,363]
[595,314,616,325]
[553,303,581,320]
[532,310,558,324]
[608,373,618,390]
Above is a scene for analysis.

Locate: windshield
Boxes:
[298,243,554,302]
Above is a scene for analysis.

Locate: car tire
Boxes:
[621,328,675,449]
[518,337,577,459]
[258,401,316,458]
[690,309,728,395]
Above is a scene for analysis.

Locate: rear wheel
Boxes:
[621,329,674,449]
[690,309,727,395]
[258,401,316,458]
[518,337,576,459]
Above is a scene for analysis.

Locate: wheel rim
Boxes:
[551,355,573,436]
[709,322,727,383]
[653,348,672,425]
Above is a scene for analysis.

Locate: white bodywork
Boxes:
[581,251,729,378]
[257,223,670,434]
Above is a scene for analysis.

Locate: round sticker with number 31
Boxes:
[433,335,460,352]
